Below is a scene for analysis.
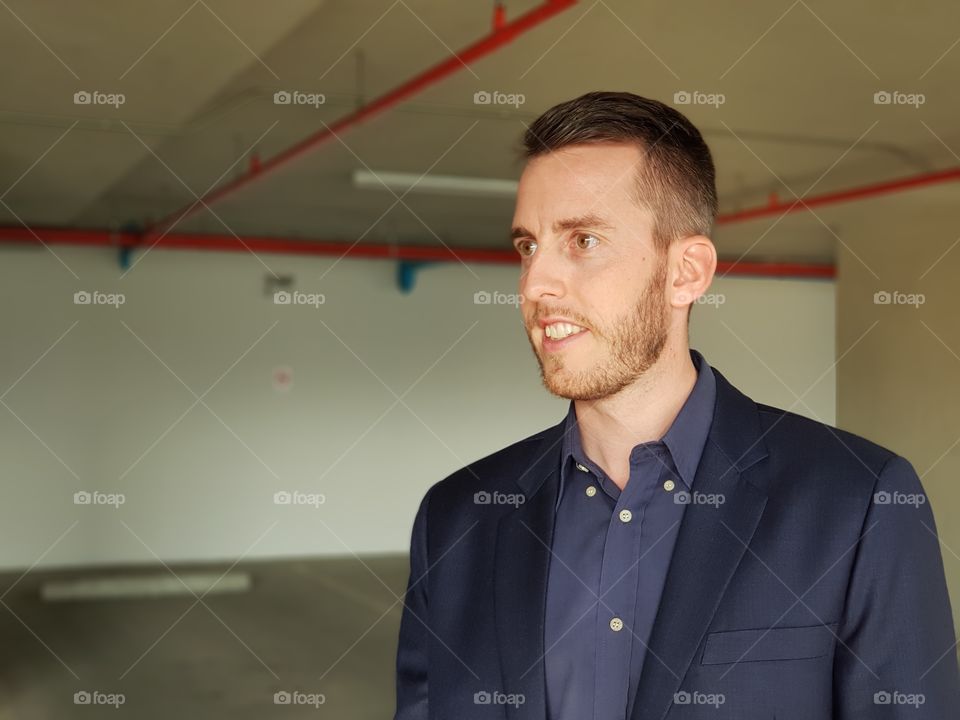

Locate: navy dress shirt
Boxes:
[543,348,717,720]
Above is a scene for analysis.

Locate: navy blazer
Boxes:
[394,365,959,719]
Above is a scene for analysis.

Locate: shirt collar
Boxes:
[558,348,717,506]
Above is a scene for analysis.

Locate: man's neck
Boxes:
[573,344,698,491]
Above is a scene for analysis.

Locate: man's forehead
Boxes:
[514,158,649,233]
[519,144,643,200]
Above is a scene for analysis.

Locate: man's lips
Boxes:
[529,315,591,350]
[542,329,588,350]
[536,316,587,329]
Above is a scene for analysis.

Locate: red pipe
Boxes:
[717,166,960,225]
[146,0,579,237]
[0,226,513,261]
[6,165,960,279]
[0,226,833,277]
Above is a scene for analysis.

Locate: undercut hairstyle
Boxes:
[522,91,718,254]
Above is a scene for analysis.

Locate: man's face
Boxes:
[512,142,669,401]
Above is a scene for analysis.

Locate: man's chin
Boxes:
[540,369,607,402]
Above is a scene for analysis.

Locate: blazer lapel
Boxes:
[494,421,565,719]
[631,368,771,720]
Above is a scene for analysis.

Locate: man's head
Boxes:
[512,91,718,401]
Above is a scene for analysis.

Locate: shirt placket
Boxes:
[592,457,656,720]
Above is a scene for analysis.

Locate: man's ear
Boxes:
[670,235,717,309]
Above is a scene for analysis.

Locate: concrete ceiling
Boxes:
[2,0,959,265]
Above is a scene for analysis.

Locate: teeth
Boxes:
[545,322,585,340]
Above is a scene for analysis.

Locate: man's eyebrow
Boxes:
[511,225,533,241]
[510,214,614,242]
[553,214,614,234]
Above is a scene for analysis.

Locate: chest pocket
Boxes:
[700,622,838,665]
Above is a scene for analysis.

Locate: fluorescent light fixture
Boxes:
[352,169,518,198]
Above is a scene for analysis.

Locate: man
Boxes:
[393,91,959,719]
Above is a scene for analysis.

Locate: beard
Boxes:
[525,255,668,401]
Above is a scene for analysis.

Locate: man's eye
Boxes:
[575,233,599,250]
[516,239,537,256]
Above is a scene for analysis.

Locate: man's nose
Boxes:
[520,246,566,303]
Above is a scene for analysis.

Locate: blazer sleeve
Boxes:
[833,454,960,718]
[394,486,433,720]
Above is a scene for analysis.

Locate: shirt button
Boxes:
[663,479,676,492]
[609,617,624,632]
[618,509,632,523]
[576,463,589,473]
[585,486,597,497]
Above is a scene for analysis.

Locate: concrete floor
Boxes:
[0,556,409,718]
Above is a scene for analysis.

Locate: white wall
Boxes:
[690,275,836,427]
[0,245,834,570]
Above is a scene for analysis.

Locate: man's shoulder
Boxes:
[750,401,913,494]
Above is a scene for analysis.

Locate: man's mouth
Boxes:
[543,322,587,340]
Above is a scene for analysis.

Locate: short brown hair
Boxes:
[522,91,718,253]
